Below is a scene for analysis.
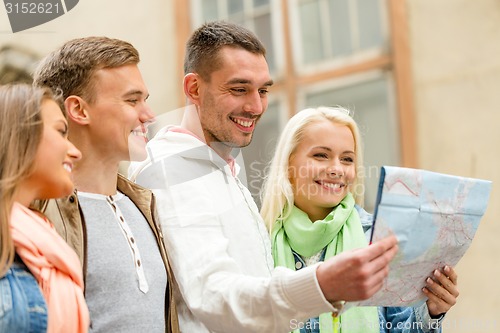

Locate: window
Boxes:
[291,0,388,71]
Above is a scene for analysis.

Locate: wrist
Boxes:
[329,300,345,317]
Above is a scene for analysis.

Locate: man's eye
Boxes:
[231,88,246,94]
[259,89,269,96]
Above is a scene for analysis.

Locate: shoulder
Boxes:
[118,173,151,193]
[0,264,48,331]
[117,174,155,214]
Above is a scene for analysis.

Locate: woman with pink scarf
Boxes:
[0,84,89,332]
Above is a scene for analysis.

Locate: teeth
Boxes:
[132,131,147,138]
[63,164,72,173]
[322,182,341,189]
[232,118,253,128]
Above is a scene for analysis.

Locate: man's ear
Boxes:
[183,73,202,106]
[65,96,90,125]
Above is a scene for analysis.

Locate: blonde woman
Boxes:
[0,84,88,332]
[261,106,459,333]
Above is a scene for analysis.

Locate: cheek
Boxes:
[288,168,306,198]
[349,167,357,179]
[262,98,269,109]
[290,160,316,180]
[288,164,307,185]
[33,137,53,166]
[290,168,317,197]
[345,168,356,185]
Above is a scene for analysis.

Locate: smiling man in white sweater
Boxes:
[129,21,398,333]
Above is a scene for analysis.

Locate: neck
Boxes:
[180,104,206,143]
[181,104,233,161]
[13,186,34,207]
[72,155,119,196]
[295,204,331,223]
[307,211,331,223]
[208,142,233,161]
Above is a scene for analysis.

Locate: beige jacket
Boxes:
[33,174,179,333]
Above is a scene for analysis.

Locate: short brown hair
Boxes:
[184,21,266,80]
[33,36,139,105]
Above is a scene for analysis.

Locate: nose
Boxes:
[67,140,82,161]
[327,161,344,177]
[139,101,156,124]
[243,90,265,116]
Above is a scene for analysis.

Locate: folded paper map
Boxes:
[358,166,492,307]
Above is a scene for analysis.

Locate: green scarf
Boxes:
[271,193,379,333]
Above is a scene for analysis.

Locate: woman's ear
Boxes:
[183,73,201,106]
[65,96,90,125]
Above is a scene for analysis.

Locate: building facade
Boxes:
[1,0,499,331]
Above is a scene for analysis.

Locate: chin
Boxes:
[234,138,252,148]
[41,183,74,199]
[318,198,342,208]
[128,140,148,161]
[60,182,76,196]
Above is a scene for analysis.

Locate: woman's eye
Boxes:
[342,157,354,163]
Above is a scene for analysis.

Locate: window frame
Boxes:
[289,0,390,75]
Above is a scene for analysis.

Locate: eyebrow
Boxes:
[313,146,332,151]
[263,80,274,87]
[313,146,355,154]
[123,90,149,99]
[226,78,274,87]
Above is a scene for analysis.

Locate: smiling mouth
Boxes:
[131,125,148,141]
[230,116,254,128]
[132,131,147,138]
[316,181,345,190]
[63,162,73,173]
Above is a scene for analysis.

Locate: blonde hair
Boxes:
[0,84,60,276]
[260,106,364,229]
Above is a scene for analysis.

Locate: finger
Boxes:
[367,242,398,276]
[366,235,398,261]
[423,286,443,305]
[366,279,385,299]
[433,269,459,297]
[423,281,452,311]
[423,287,449,315]
[444,265,458,285]
[364,260,391,291]
[425,277,457,306]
